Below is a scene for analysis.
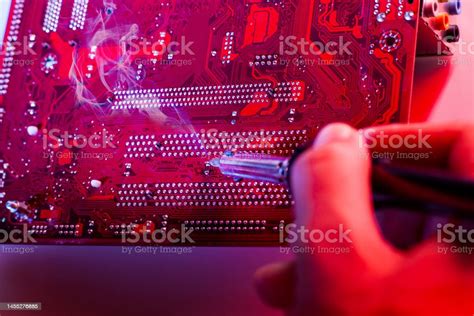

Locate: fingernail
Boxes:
[314,123,355,148]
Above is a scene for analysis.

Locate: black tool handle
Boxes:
[287,144,474,218]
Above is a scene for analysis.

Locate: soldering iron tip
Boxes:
[209,158,221,168]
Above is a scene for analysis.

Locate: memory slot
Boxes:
[116,181,292,208]
[123,130,308,159]
[69,0,89,30]
[112,81,304,110]
[42,0,62,33]
[0,159,5,200]
[0,0,25,95]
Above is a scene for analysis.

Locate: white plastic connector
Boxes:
[423,0,439,18]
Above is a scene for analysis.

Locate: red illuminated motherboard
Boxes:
[0,0,457,245]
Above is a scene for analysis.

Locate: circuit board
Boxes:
[0,0,423,245]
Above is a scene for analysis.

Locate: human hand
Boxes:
[254,123,474,315]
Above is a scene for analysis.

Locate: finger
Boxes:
[449,126,474,177]
[253,261,295,309]
[289,124,402,313]
[363,123,474,175]
[291,123,401,274]
[365,124,474,246]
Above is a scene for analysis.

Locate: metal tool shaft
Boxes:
[210,154,290,184]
